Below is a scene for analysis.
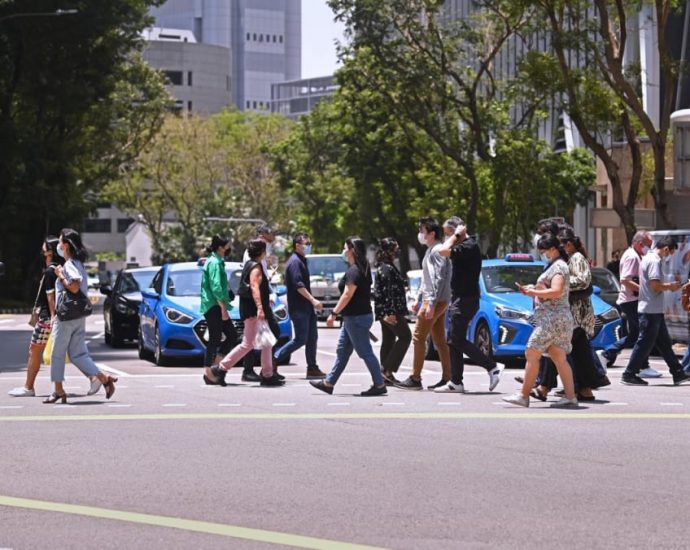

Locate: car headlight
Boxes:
[600,307,620,321]
[115,301,138,316]
[273,304,288,322]
[494,305,531,320]
[163,306,194,324]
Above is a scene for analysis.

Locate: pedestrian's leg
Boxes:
[447,301,466,384]
[570,328,598,394]
[428,301,451,380]
[259,344,274,378]
[384,316,411,374]
[623,314,660,378]
[379,320,395,369]
[66,319,101,378]
[304,311,319,370]
[519,348,542,398]
[654,320,684,376]
[219,318,258,371]
[24,344,44,391]
[411,303,433,379]
[348,314,384,386]
[549,345,576,400]
[682,346,690,374]
[204,306,222,367]
[274,311,308,364]
[325,321,354,386]
[218,318,239,357]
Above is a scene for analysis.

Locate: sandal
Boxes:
[529,388,547,402]
[43,392,67,404]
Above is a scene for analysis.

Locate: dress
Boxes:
[567,252,595,336]
[527,258,574,353]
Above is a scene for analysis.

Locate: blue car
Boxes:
[138,261,292,366]
[464,254,623,368]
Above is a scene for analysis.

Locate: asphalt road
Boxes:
[1,311,690,549]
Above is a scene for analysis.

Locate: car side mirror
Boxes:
[592,285,601,295]
[100,284,112,296]
[274,284,287,297]
[141,288,159,300]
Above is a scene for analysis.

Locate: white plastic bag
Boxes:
[254,319,277,348]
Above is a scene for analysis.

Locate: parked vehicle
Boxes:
[306,254,349,320]
[100,267,160,347]
[405,269,422,322]
[590,266,620,307]
[138,261,292,366]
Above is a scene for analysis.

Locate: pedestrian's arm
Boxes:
[438,225,467,257]
[519,274,565,299]
[210,264,228,312]
[426,251,447,306]
[620,278,640,293]
[46,290,56,318]
[329,283,356,318]
[249,266,265,320]
[569,254,591,290]
[649,279,682,292]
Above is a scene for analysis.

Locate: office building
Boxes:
[271,75,337,118]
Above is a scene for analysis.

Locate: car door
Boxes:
[140,268,163,347]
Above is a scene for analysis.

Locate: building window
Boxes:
[227,75,230,91]
[163,70,183,86]
[117,218,135,233]
[83,219,112,233]
[279,35,283,43]
[96,202,111,208]
[187,101,193,112]
[187,71,193,86]
[253,33,257,41]
[246,100,250,109]
[252,101,257,109]
[259,34,263,42]
[273,35,277,43]
[246,32,250,40]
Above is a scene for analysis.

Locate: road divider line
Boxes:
[0,405,23,409]
[327,402,350,406]
[660,402,684,406]
[95,363,131,377]
[273,403,296,407]
[218,403,241,407]
[0,494,385,549]
[162,404,187,407]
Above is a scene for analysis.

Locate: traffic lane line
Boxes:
[0,495,385,550]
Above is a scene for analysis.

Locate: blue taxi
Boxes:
[138,261,292,366]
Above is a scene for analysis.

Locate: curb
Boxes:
[0,309,31,314]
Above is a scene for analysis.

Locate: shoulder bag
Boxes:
[56,288,93,321]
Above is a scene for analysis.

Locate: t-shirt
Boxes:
[638,252,664,314]
[617,247,642,304]
[55,259,88,296]
[338,265,372,316]
[284,252,313,315]
[36,263,59,318]
[449,236,481,298]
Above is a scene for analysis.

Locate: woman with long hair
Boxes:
[200,234,237,386]
[45,229,118,403]
[373,237,411,385]
[310,237,387,396]
[503,234,578,408]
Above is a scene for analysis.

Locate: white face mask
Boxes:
[303,244,312,255]
[641,246,650,255]
[57,244,65,258]
[540,253,551,263]
[417,232,426,245]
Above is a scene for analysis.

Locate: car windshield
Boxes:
[408,276,421,292]
[591,269,618,292]
[166,268,241,297]
[482,265,545,293]
[122,271,157,293]
[308,257,349,281]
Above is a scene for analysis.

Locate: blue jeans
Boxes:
[624,313,682,378]
[274,309,318,369]
[682,346,690,375]
[50,317,100,382]
[325,313,383,386]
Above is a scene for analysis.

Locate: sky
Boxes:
[301,0,347,79]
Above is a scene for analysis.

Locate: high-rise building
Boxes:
[149,0,301,112]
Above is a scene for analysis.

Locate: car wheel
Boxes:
[473,320,493,360]
[138,326,153,361]
[154,324,169,366]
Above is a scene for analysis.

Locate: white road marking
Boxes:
[438,402,462,406]
[660,402,684,406]
[93,331,105,339]
[162,403,186,407]
[317,350,337,357]
[155,385,175,388]
[0,405,23,409]
[95,363,131,377]
[217,403,241,407]
[342,384,361,387]
[605,402,629,406]
[94,320,105,325]
[107,404,132,408]
[382,402,405,406]
[327,402,350,406]
[272,403,296,407]
[0,319,15,324]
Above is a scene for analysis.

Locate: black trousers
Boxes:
[538,327,597,390]
[379,315,411,373]
[204,305,238,367]
[448,296,494,384]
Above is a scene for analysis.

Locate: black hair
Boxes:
[537,219,560,237]
[292,232,310,248]
[375,237,398,267]
[44,235,65,265]
[655,235,678,251]
[537,234,569,263]
[256,224,272,236]
[345,236,370,277]
[418,217,442,240]
[558,227,588,259]
[60,228,88,263]
[443,216,464,230]
[247,238,267,260]
[207,234,229,254]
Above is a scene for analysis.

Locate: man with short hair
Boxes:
[396,217,452,390]
[434,217,501,393]
[621,236,690,386]
[599,231,661,377]
[273,233,326,379]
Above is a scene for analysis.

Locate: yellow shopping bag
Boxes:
[42,331,69,365]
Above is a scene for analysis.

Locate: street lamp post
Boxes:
[0,9,78,23]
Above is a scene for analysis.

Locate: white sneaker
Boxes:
[639,367,662,378]
[87,378,103,396]
[433,381,465,393]
[8,387,35,397]
[502,393,529,407]
[550,397,579,408]
[488,366,503,391]
[595,350,608,370]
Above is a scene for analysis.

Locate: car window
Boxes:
[228,269,242,294]
[119,271,157,293]
[591,270,618,292]
[151,270,163,294]
[482,265,545,293]
[308,257,349,281]
[408,276,421,292]
[167,270,202,297]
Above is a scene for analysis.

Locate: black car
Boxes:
[101,267,159,346]
[591,266,620,307]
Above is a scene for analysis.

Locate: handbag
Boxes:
[28,273,47,327]
[56,289,93,321]
[254,319,277,348]
[681,283,690,312]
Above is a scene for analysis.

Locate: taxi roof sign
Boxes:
[504,253,535,262]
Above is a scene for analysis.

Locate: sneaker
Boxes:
[673,372,690,386]
[621,374,648,386]
[550,397,579,408]
[381,371,399,386]
[8,387,35,397]
[306,367,327,379]
[394,376,423,391]
[260,374,285,387]
[595,349,609,368]
[433,381,465,393]
[639,367,663,378]
[502,393,529,407]
[426,378,448,390]
[488,366,502,391]
[87,378,102,396]
[241,370,261,383]
[360,385,387,396]
[310,379,333,395]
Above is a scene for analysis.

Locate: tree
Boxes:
[0,0,169,301]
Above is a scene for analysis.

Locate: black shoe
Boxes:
[260,374,285,387]
[673,372,690,386]
[360,385,387,396]
[394,376,422,390]
[621,374,648,386]
[593,375,611,389]
[211,366,227,387]
[381,371,399,386]
[426,378,448,390]
[310,379,333,395]
[241,370,261,383]
[306,367,326,379]
[275,372,286,381]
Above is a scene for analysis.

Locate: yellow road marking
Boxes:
[0,495,385,550]
[1,411,690,422]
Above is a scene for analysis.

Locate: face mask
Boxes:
[303,244,312,255]
[341,250,349,262]
[57,244,65,259]
[265,243,273,255]
[641,246,650,255]
[540,253,550,263]
[417,232,426,245]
